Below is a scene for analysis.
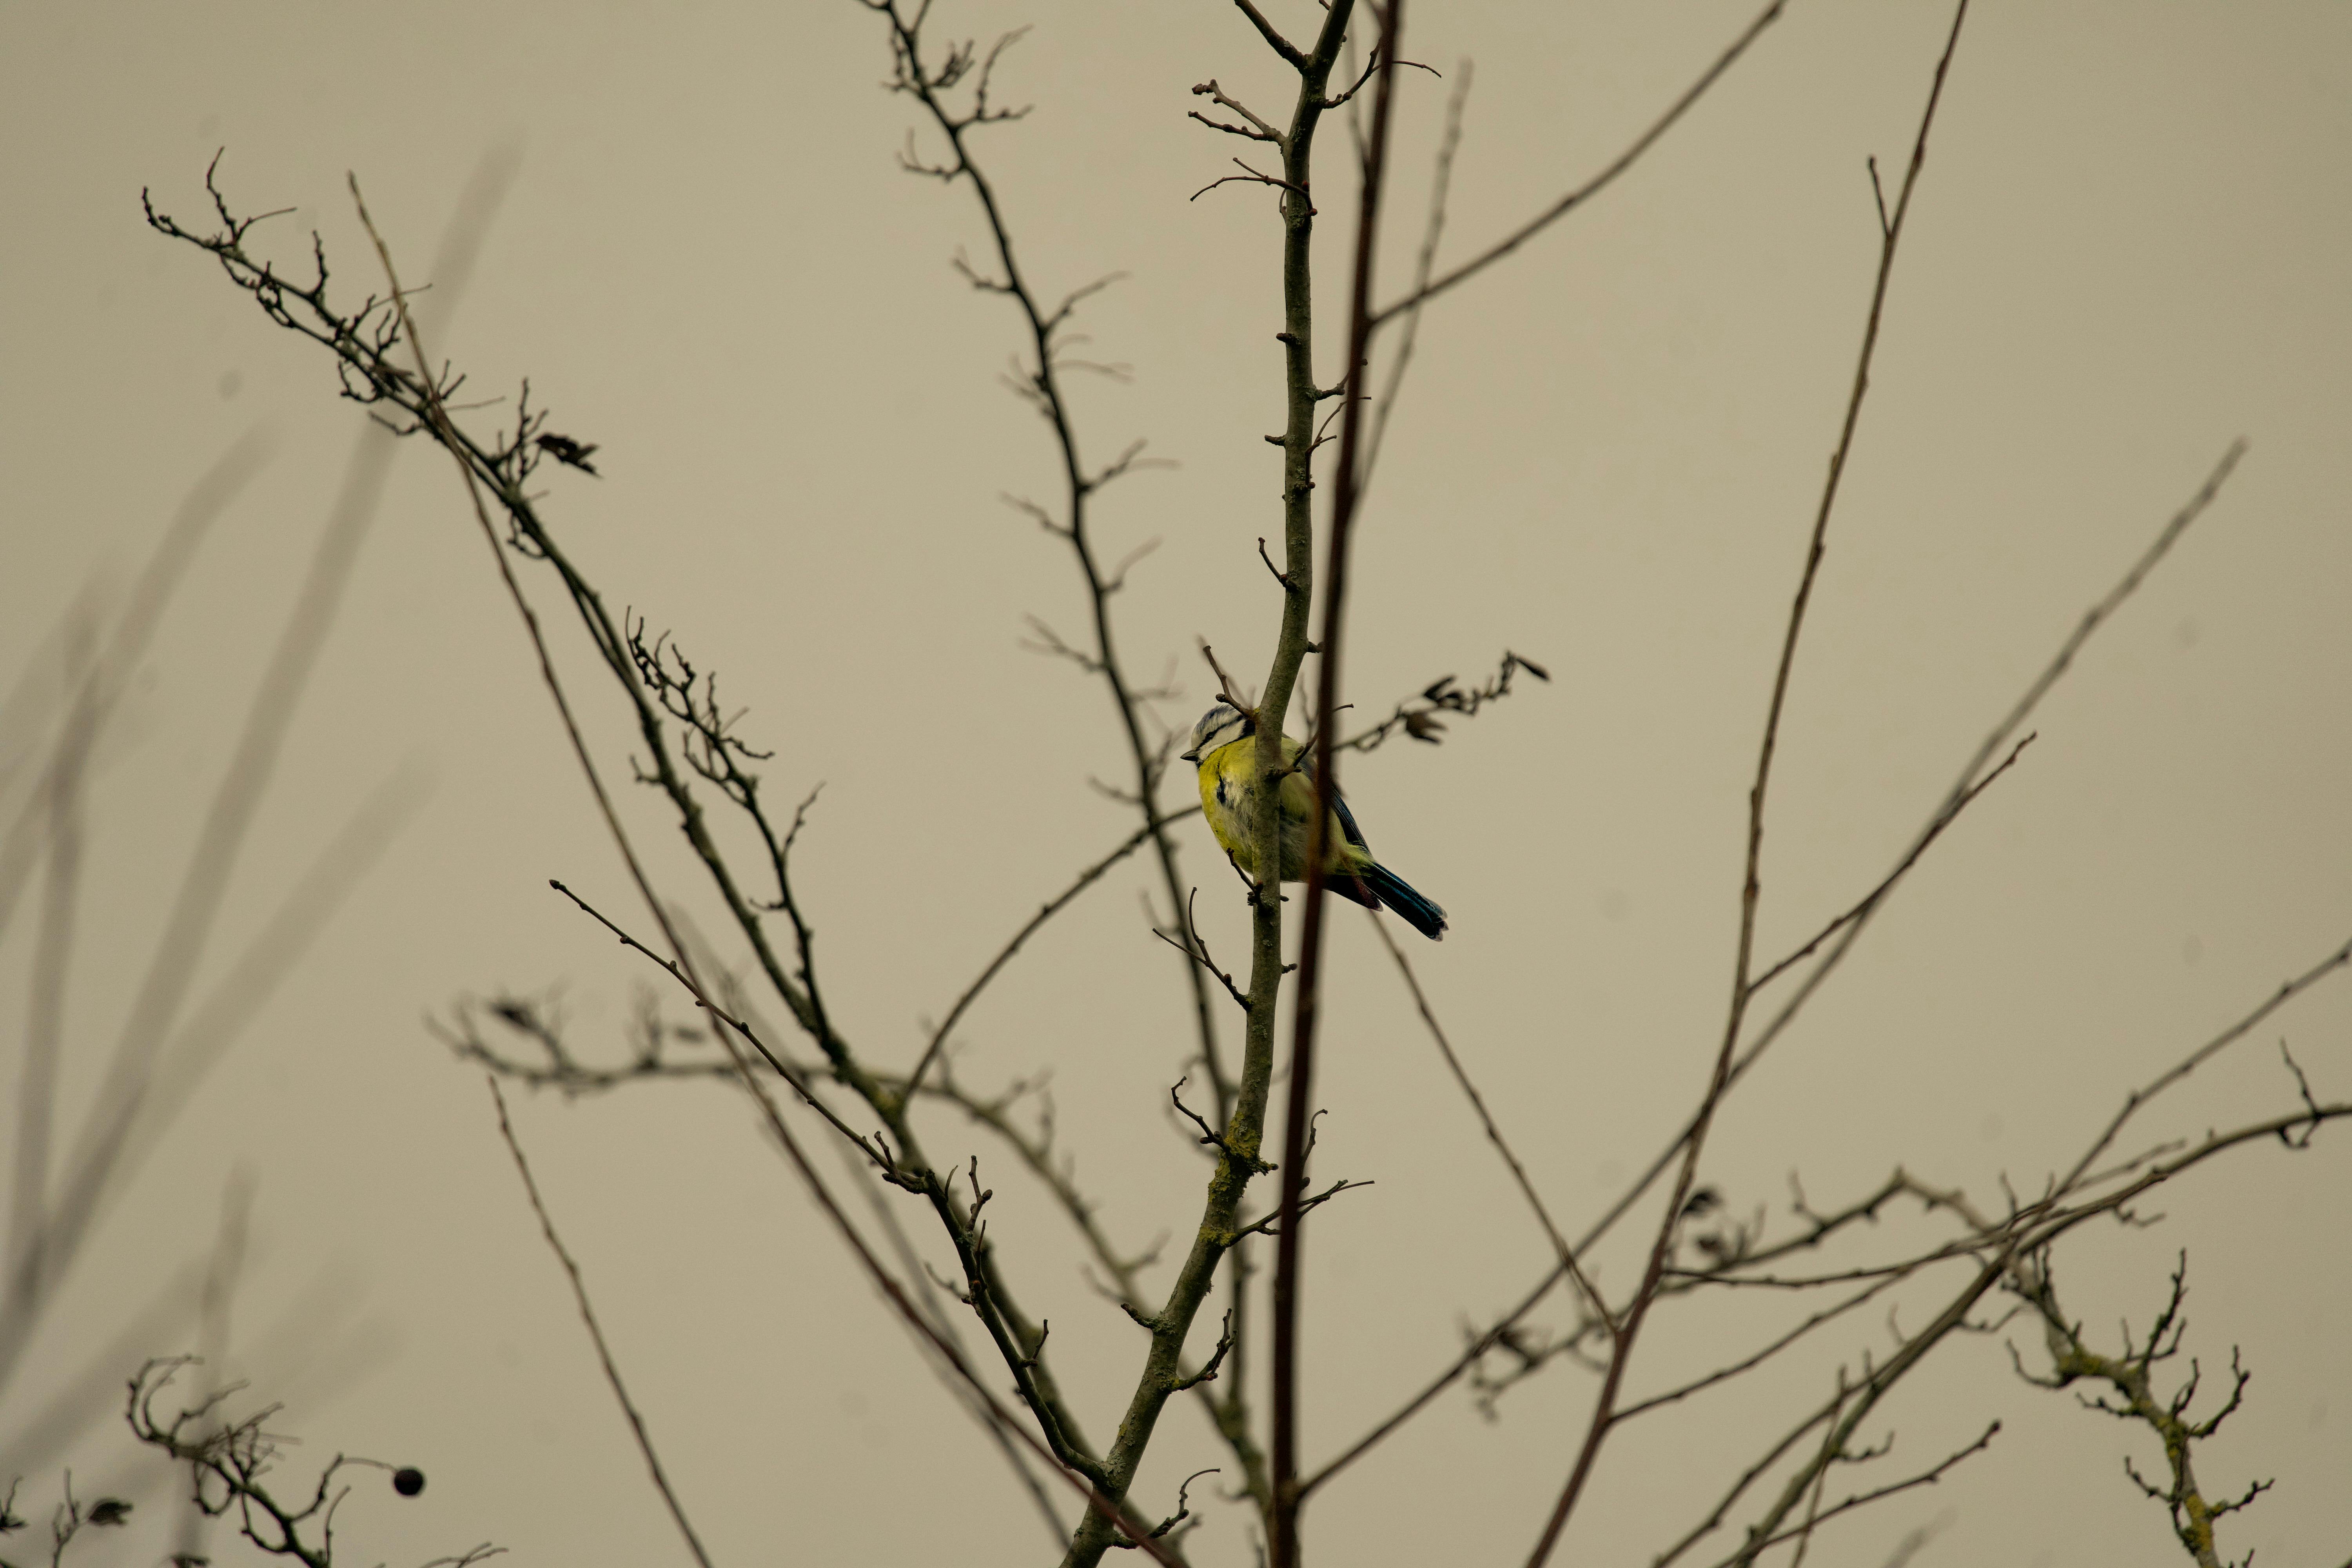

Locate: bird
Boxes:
[1179,699,1448,940]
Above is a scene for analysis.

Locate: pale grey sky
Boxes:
[3,3,2348,1564]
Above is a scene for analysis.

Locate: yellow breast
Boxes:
[1197,737,1260,872]
[1194,735,1364,884]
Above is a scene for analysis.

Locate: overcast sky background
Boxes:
[4,2,2349,1564]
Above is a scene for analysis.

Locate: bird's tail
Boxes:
[1363,862,1447,941]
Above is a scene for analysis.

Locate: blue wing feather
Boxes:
[1331,792,1368,851]
[1296,751,1370,850]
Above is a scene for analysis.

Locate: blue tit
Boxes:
[1179,700,1448,940]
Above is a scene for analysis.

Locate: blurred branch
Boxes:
[434,988,733,1096]
[9,665,88,1350]
[175,1167,257,1565]
[0,431,273,949]
[0,432,413,1397]
[0,584,101,823]
[3,149,513,1409]
[0,1254,205,1475]
[15,762,427,1395]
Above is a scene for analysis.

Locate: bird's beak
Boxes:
[1179,746,1200,764]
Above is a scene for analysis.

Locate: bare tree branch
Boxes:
[908,810,1201,1101]
[1272,2,1406,1560]
[1523,11,1975,1560]
[1360,908,1608,1333]
[867,0,1233,1130]
[485,1077,713,1568]
[1370,0,1788,325]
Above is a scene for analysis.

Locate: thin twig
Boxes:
[1363,909,1607,1328]
[868,0,1232,1129]
[1522,11,1973,1560]
[1659,1085,2351,1566]
[908,811,1200,1100]
[2059,933,2348,1198]
[1614,1273,1908,1424]
[1191,79,1285,144]
[1362,59,1470,487]
[486,1077,715,1568]
[350,173,1178,1564]
[544,879,902,1175]
[1370,0,1788,325]
[1704,1422,2001,1568]
[1748,733,2034,993]
[1197,641,1257,717]
[1540,439,2252,1363]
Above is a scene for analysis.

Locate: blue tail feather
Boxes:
[1363,862,1447,941]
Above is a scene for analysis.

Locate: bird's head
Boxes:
[1180,701,1254,765]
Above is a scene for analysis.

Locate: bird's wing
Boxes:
[1331,791,1369,851]
[1289,748,1370,850]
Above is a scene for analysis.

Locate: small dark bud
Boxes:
[392,1468,426,1497]
[1680,1186,1722,1219]
[89,1499,133,1526]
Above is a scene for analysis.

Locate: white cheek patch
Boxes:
[1191,705,1252,760]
